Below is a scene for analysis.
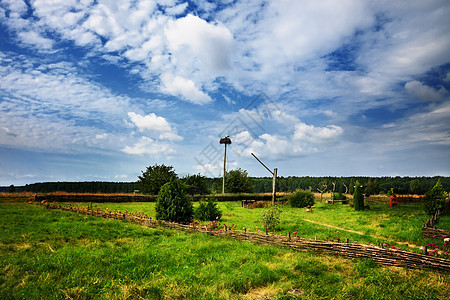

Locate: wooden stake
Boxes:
[272,168,277,205]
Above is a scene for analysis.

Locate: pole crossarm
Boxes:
[250,153,292,193]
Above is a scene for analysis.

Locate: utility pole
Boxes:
[219,136,231,194]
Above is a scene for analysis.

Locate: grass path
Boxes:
[301,217,423,250]
[302,218,365,235]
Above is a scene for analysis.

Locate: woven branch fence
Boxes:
[422,210,450,238]
[43,203,450,273]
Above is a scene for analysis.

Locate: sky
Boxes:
[0,0,450,186]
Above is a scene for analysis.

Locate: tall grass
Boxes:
[79,201,445,250]
[1,203,449,299]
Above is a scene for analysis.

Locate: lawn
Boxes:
[73,200,447,252]
[1,203,449,299]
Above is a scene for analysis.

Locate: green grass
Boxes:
[1,203,449,299]
[78,200,447,251]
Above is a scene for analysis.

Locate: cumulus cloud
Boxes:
[127,111,183,141]
[225,108,344,159]
[165,14,234,73]
[18,31,54,49]
[122,136,175,155]
[405,80,446,101]
[160,73,212,104]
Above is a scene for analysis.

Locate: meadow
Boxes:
[1,199,449,299]
[71,200,448,253]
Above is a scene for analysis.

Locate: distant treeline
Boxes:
[1,176,449,195]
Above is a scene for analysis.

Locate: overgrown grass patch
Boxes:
[1,203,449,299]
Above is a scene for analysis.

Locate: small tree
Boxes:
[365,178,379,196]
[224,168,254,193]
[138,164,177,195]
[289,189,315,208]
[353,180,365,211]
[182,173,210,195]
[261,204,282,230]
[155,178,193,223]
[194,196,222,221]
[424,179,447,215]
[8,184,16,193]
[410,179,421,195]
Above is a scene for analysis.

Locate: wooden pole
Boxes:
[222,143,227,194]
[272,168,277,204]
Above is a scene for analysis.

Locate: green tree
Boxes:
[155,178,193,223]
[224,168,254,193]
[138,164,177,195]
[194,196,222,221]
[424,179,447,215]
[365,178,379,196]
[289,189,315,208]
[8,184,16,193]
[353,180,365,211]
[182,173,210,195]
[410,179,421,194]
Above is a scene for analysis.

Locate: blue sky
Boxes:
[1,0,449,186]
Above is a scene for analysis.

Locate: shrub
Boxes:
[261,204,282,230]
[353,180,365,211]
[334,193,347,200]
[155,178,193,223]
[289,189,315,208]
[194,196,222,221]
[425,179,447,215]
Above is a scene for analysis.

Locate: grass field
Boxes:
[71,200,448,253]
[1,200,450,299]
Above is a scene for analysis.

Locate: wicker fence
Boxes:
[422,210,450,238]
[43,203,450,272]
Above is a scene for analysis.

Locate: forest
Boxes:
[2,176,449,195]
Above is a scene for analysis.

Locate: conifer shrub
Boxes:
[289,189,315,208]
[194,196,222,221]
[155,178,193,223]
[425,179,447,215]
[353,180,365,211]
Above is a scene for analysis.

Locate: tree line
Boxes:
[2,174,449,195]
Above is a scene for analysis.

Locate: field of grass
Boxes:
[74,200,448,252]
[1,202,449,299]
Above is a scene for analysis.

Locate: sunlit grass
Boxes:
[77,200,446,251]
[1,203,449,299]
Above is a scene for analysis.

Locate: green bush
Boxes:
[289,189,315,208]
[334,193,347,200]
[194,196,222,221]
[424,179,447,215]
[155,178,193,223]
[261,204,282,230]
[353,180,365,211]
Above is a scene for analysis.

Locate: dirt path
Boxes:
[302,218,365,235]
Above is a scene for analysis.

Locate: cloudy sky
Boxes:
[1,0,449,186]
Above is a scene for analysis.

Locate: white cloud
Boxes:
[121,136,174,155]
[127,111,183,141]
[165,14,234,73]
[405,80,446,101]
[18,30,54,49]
[160,73,212,104]
[128,112,172,132]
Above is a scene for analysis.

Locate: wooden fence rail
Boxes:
[43,203,450,273]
